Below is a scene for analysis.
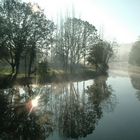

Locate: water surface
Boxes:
[0,71,140,140]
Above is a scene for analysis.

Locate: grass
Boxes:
[46,68,97,82]
[0,67,97,87]
[0,68,11,76]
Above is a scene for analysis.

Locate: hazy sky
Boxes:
[25,0,140,43]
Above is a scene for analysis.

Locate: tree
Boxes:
[53,18,97,73]
[129,40,140,66]
[0,0,55,79]
[87,40,113,73]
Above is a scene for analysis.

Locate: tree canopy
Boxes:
[0,0,55,79]
[53,18,98,72]
[0,0,115,86]
[129,40,140,66]
[87,40,113,73]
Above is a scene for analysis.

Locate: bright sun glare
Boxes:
[31,95,40,107]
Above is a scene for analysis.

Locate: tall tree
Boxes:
[129,39,140,66]
[87,40,113,73]
[0,0,55,79]
[54,18,97,73]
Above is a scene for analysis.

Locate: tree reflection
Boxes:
[57,83,96,139]
[135,91,140,101]
[0,79,116,139]
[129,73,140,101]
[129,73,140,90]
[56,78,116,139]
[86,76,116,113]
[0,86,52,140]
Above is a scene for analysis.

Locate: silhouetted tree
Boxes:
[54,18,98,73]
[87,40,113,73]
[0,0,55,79]
[129,39,140,66]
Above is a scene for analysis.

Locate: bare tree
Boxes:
[54,18,98,73]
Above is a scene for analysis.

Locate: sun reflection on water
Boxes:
[31,95,40,108]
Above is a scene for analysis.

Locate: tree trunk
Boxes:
[15,61,20,78]
[24,55,27,78]
[10,63,15,76]
[28,57,32,78]
[12,53,21,80]
[28,47,35,78]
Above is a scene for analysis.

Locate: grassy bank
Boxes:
[16,68,97,84]
[0,67,98,88]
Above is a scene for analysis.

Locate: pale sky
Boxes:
[24,0,140,44]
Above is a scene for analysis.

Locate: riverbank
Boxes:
[0,68,102,89]
[17,69,97,83]
[109,62,140,77]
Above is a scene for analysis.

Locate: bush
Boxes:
[37,61,49,83]
[129,40,140,66]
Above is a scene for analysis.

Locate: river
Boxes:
[0,69,140,140]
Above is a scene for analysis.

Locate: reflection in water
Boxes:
[136,91,140,101]
[86,76,116,113]
[58,83,96,138]
[129,73,140,90]
[0,77,116,139]
[0,87,52,140]
[129,73,140,101]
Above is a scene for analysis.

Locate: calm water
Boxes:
[0,70,140,140]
